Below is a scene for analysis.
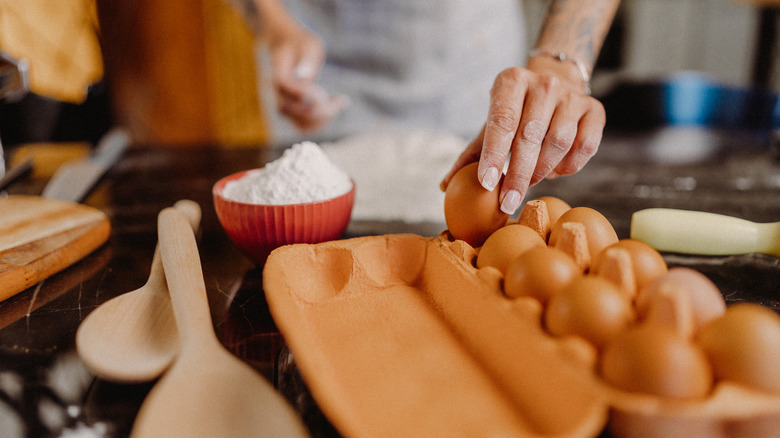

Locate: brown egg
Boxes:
[444,162,509,247]
[636,267,725,332]
[697,303,780,393]
[536,196,571,227]
[592,239,668,295]
[503,246,582,304]
[548,207,619,271]
[476,224,546,273]
[600,324,713,399]
[545,276,635,349]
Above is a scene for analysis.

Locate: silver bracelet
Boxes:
[528,49,591,96]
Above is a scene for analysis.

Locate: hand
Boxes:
[441,64,605,215]
[266,22,348,131]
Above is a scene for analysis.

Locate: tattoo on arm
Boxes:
[535,0,621,70]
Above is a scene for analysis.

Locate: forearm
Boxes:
[529,0,621,92]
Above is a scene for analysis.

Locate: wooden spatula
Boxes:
[130,207,309,438]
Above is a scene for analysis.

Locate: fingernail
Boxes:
[294,61,316,79]
[480,167,500,192]
[301,95,315,107]
[301,85,328,107]
[500,189,522,215]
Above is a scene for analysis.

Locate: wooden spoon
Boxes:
[130,207,309,437]
[76,199,201,382]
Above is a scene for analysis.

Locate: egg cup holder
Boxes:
[263,233,780,437]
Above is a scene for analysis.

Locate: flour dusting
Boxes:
[222,141,352,205]
[323,129,466,224]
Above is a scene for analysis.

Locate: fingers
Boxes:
[528,104,579,186]
[292,57,319,81]
[478,69,526,193]
[472,68,605,215]
[271,35,325,87]
[500,76,560,214]
[272,48,324,104]
[551,106,604,178]
[279,90,350,132]
[269,32,348,132]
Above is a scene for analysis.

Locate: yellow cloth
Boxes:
[0,0,103,103]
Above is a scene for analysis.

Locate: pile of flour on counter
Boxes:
[323,129,466,224]
[221,141,352,205]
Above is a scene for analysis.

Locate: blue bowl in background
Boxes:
[601,72,780,138]
[662,73,719,126]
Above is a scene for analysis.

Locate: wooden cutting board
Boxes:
[0,195,111,302]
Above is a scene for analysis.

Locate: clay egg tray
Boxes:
[263,234,780,437]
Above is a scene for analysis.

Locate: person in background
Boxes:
[254,0,621,215]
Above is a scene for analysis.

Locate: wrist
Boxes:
[527,49,591,95]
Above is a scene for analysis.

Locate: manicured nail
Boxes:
[301,84,328,107]
[500,189,522,215]
[480,167,500,192]
[294,60,316,79]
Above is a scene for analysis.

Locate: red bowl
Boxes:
[213,169,355,265]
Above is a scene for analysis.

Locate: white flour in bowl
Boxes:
[221,141,353,205]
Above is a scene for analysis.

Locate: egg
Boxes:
[476,224,546,273]
[545,276,635,349]
[636,267,726,332]
[503,246,582,304]
[548,207,619,271]
[592,239,668,296]
[697,303,780,393]
[600,324,713,399]
[444,162,509,247]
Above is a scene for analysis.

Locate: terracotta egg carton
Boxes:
[264,234,608,437]
[263,196,780,438]
[606,380,780,437]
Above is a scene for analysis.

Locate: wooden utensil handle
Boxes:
[172,200,202,231]
[631,208,780,257]
[157,207,215,347]
[148,200,202,286]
